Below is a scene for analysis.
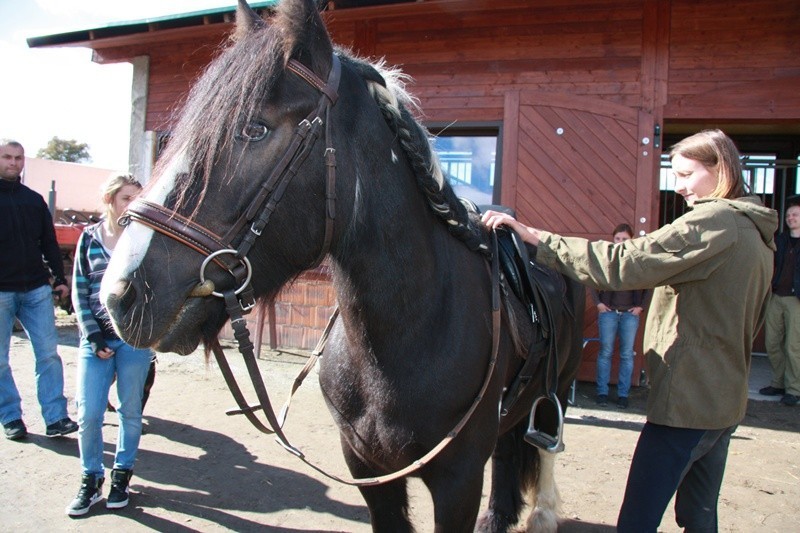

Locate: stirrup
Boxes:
[524,394,565,453]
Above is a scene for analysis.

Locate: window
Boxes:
[659,153,800,228]
[428,126,500,206]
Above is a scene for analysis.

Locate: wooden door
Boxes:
[501,91,659,385]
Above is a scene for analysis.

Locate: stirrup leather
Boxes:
[524,394,565,453]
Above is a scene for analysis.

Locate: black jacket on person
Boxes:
[771,231,800,299]
[0,177,67,292]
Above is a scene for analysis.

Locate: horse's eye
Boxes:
[237,121,270,142]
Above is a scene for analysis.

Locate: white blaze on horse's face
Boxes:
[100,149,189,300]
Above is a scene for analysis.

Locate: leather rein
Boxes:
[118,54,502,486]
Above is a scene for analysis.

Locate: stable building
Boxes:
[29,0,800,383]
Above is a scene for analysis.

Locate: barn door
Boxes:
[501,91,658,385]
[501,91,657,240]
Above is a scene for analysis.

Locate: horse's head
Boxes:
[102,0,346,353]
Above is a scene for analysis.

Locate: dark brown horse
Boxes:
[101,1,584,530]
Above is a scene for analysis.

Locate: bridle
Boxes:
[120,54,342,314]
[117,53,503,486]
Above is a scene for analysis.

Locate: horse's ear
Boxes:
[234,0,266,40]
[277,0,333,76]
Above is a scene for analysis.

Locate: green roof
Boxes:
[27,1,278,48]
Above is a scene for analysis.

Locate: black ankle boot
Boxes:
[66,474,104,516]
[106,469,133,509]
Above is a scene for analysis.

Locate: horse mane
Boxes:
[344,54,491,257]
[343,55,534,356]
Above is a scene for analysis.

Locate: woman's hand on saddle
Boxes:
[481,210,543,246]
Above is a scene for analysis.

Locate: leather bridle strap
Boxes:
[214,233,503,486]
[226,55,341,268]
[119,199,252,291]
[120,54,342,309]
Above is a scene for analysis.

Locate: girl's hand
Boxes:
[96,347,115,359]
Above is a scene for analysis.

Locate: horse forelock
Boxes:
[150,24,285,218]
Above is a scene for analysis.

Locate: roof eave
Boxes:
[26,1,277,49]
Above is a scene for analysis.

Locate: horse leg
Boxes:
[340,441,413,532]
[357,480,413,533]
[421,453,486,532]
[476,428,529,533]
[524,449,561,533]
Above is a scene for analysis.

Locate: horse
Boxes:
[101,0,585,531]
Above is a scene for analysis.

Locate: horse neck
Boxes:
[329,159,483,343]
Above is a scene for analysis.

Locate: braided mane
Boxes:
[341,54,491,257]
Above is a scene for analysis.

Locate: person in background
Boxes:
[0,139,78,441]
[761,196,800,407]
[590,223,651,409]
[482,129,777,532]
[66,173,153,516]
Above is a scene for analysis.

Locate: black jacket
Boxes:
[771,231,800,299]
[0,177,67,292]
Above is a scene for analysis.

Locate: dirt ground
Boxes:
[1,312,798,532]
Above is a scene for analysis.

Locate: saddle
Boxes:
[477,204,568,452]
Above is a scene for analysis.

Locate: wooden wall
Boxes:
[330,0,649,122]
[89,0,800,151]
[665,0,800,121]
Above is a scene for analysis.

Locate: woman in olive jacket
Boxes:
[482,129,778,532]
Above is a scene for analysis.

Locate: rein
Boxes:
[119,53,503,486]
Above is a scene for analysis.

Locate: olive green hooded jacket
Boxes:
[535,196,778,429]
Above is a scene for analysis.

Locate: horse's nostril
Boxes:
[105,280,137,316]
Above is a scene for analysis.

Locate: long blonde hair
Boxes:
[101,172,142,221]
[669,129,746,200]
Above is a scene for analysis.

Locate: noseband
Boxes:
[120,54,342,311]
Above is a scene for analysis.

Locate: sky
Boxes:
[0,1,239,170]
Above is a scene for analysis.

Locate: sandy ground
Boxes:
[0,311,798,532]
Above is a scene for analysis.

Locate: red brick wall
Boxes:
[220,269,337,352]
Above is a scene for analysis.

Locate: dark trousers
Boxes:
[617,422,736,533]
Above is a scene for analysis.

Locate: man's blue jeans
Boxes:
[0,285,69,426]
[596,310,639,398]
[76,338,152,476]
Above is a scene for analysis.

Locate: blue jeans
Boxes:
[618,422,735,532]
[0,285,69,426]
[596,310,639,397]
[76,338,152,476]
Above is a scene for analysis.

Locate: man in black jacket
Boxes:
[0,139,78,440]
[762,196,800,407]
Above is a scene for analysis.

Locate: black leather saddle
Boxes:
[474,203,569,452]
